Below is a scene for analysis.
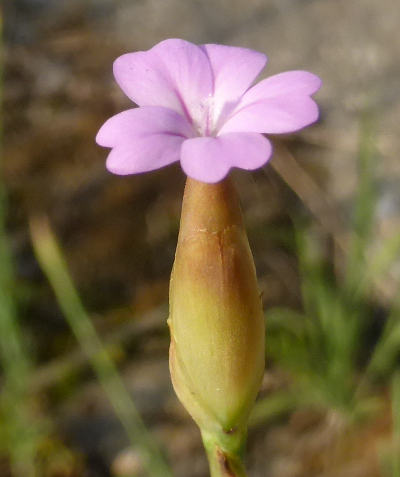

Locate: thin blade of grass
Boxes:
[366,296,400,379]
[29,216,173,477]
[0,16,44,476]
[357,232,400,298]
[249,391,298,428]
[0,185,41,477]
[391,371,400,477]
[345,114,376,296]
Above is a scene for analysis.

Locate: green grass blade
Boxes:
[366,297,400,379]
[345,114,376,294]
[0,187,41,477]
[30,216,174,477]
[391,371,400,477]
[0,15,44,476]
[248,391,299,428]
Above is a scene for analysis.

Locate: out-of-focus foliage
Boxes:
[255,119,400,473]
[30,217,173,477]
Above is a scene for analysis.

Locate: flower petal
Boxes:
[201,44,267,126]
[106,134,184,175]
[96,106,194,147]
[180,133,272,183]
[237,71,321,104]
[219,70,321,134]
[113,39,213,124]
[219,95,320,134]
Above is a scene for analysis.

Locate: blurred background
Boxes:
[2,0,400,476]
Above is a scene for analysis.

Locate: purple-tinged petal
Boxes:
[237,71,321,105]
[200,44,267,127]
[96,106,194,147]
[180,133,272,183]
[113,39,213,124]
[106,134,184,175]
[97,104,190,176]
[219,95,319,135]
[219,70,321,134]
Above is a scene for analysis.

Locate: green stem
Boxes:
[201,429,248,477]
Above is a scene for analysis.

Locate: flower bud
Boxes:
[168,177,265,434]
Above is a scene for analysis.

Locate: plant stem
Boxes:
[201,430,248,477]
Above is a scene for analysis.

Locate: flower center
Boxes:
[193,94,216,137]
[190,95,240,138]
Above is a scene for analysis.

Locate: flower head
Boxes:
[96,39,321,183]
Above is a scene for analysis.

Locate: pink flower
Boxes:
[96,39,321,183]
